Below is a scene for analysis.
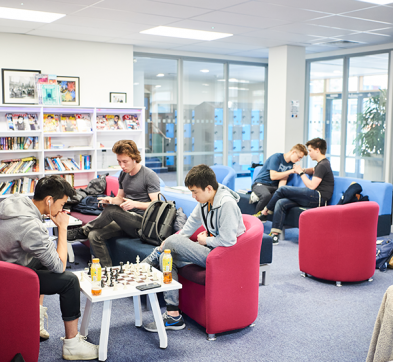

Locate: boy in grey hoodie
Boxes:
[0,175,98,361]
[143,164,246,332]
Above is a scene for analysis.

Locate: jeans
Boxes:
[83,205,143,267]
[27,259,81,322]
[142,234,211,311]
[266,186,325,233]
[251,183,278,213]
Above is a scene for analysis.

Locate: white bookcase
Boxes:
[0,105,145,198]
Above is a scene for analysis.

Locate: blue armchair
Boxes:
[211,165,236,191]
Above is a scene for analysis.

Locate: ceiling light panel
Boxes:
[140,26,233,40]
[0,7,65,23]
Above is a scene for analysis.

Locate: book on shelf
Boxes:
[96,115,109,130]
[12,114,29,131]
[105,115,124,130]
[6,113,14,131]
[0,177,38,195]
[28,114,40,130]
[164,186,191,194]
[60,114,78,132]
[44,156,81,172]
[0,157,37,174]
[123,114,140,130]
[76,114,92,132]
[43,114,60,132]
[0,137,38,151]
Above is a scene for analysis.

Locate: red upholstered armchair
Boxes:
[299,201,379,287]
[0,261,40,362]
[178,214,263,340]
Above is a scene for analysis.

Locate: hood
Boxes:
[0,193,41,220]
[212,184,240,209]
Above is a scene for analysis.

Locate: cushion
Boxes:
[178,264,206,285]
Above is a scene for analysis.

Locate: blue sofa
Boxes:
[241,167,393,237]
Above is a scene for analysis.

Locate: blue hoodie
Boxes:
[179,184,246,248]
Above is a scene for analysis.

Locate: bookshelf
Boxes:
[0,105,145,198]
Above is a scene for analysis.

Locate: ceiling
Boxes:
[1,0,393,59]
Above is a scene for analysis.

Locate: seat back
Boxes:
[0,261,40,362]
[211,165,236,190]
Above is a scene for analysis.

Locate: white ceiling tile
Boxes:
[27,29,115,43]
[306,44,342,53]
[191,11,291,29]
[230,48,269,58]
[241,28,318,43]
[72,7,181,25]
[307,15,391,31]
[113,33,205,45]
[270,23,357,37]
[0,26,31,34]
[341,5,393,23]
[172,44,246,55]
[224,2,331,21]
[45,0,99,5]
[368,27,393,36]
[254,0,377,14]
[166,19,259,35]
[0,0,86,14]
[150,0,248,10]
[183,40,261,51]
[34,23,126,37]
[94,0,211,18]
[342,32,392,43]
[109,38,190,48]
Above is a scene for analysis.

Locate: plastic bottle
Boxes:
[162,249,173,284]
[91,258,102,296]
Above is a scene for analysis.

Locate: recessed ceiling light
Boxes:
[200,69,209,73]
[0,6,65,23]
[155,85,161,88]
[140,26,232,41]
[356,0,393,4]
[157,74,164,77]
[202,84,209,86]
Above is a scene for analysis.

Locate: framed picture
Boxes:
[57,76,80,106]
[2,68,41,104]
[110,92,127,103]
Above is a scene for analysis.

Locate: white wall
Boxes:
[0,34,134,107]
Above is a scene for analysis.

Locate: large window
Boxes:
[307,53,389,181]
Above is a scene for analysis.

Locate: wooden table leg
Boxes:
[98,300,112,361]
[148,293,167,349]
[80,298,93,336]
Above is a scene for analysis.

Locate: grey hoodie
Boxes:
[179,184,246,248]
[0,194,63,273]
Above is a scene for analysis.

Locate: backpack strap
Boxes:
[140,199,161,235]
[154,203,172,243]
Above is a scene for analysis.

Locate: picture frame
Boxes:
[57,76,80,106]
[110,92,127,103]
[2,68,41,104]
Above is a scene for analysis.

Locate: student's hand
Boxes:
[97,196,112,207]
[197,231,207,245]
[120,198,136,211]
[159,241,166,252]
[293,164,303,174]
[50,211,69,230]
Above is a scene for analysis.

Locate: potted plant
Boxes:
[353,89,386,180]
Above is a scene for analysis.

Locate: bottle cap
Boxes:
[164,249,171,254]
[92,258,100,263]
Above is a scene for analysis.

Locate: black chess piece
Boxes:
[119,262,124,274]
[115,272,119,282]
[109,278,114,287]
[87,263,92,276]
[101,279,105,288]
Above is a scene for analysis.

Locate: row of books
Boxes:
[96,114,140,131]
[0,177,38,195]
[0,157,38,174]
[43,114,92,133]
[0,137,39,151]
[44,155,91,172]
[6,113,40,131]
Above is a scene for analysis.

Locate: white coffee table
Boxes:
[75,264,182,361]
[44,215,83,262]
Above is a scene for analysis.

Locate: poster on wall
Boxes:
[2,68,41,104]
[57,76,80,106]
[110,92,127,103]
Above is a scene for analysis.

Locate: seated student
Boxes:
[252,144,308,220]
[142,164,246,331]
[0,176,98,360]
[261,138,334,245]
[67,139,160,267]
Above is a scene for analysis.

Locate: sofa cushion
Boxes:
[178,264,206,285]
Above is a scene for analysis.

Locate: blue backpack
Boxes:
[376,239,393,272]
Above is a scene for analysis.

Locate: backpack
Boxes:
[138,193,177,246]
[337,182,369,205]
[71,194,107,215]
[376,239,393,272]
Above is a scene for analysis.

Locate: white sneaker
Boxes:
[40,305,49,339]
[61,333,98,360]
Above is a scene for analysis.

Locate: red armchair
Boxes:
[178,214,263,339]
[299,202,379,287]
[0,261,40,362]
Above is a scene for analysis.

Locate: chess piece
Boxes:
[113,283,118,291]
[87,263,92,276]
[126,261,130,269]
[136,255,140,267]
[101,279,105,288]
[153,271,158,281]
[119,262,124,274]
[109,278,114,288]
[80,272,84,282]
[115,271,119,282]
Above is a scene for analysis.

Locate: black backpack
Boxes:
[138,193,177,246]
[376,239,393,272]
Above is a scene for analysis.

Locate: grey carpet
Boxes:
[38,226,393,362]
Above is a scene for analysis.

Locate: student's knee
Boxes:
[89,230,103,244]
[163,234,182,250]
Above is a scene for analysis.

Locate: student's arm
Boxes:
[293,164,323,190]
[178,204,203,238]
[50,211,69,271]
[278,179,288,187]
[120,192,159,211]
[304,167,315,175]
[270,168,295,181]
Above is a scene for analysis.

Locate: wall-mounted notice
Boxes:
[291,100,299,118]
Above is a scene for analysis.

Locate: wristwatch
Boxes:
[299,172,305,177]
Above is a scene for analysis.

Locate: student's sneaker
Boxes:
[268,232,279,245]
[61,333,98,360]
[40,305,49,339]
[253,211,262,217]
[258,214,268,223]
[249,191,259,204]
[67,227,88,242]
[143,311,186,332]
[145,247,162,268]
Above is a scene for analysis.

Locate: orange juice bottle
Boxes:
[91,258,102,296]
[162,249,172,284]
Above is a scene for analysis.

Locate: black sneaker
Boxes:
[268,232,279,245]
[143,311,186,332]
[258,214,268,223]
[67,227,88,242]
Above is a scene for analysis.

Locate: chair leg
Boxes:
[259,264,270,286]
[301,272,307,278]
[336,281,342,287]
[207,334,216,341]
[368,278,373,282]
[249,323,256,327]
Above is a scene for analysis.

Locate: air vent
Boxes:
[325,40,361,45]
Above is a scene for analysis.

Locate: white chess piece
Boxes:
[136,255,140,266]
[113,283,118,291]
[80,272,84,282]
[153,271,158,281]
[126,261,130,269]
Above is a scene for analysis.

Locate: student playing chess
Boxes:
[142,164,246,331]
[0,175,98,360]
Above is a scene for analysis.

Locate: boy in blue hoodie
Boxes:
[143,164,246,332]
